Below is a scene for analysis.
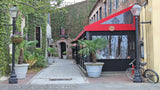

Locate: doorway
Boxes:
[60,42,66,59]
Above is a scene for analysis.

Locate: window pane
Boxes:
[36,27,41,48]
[109,0,112,14]
[100,7,102,20]
[92,35,128,59]
[101,11,133,24]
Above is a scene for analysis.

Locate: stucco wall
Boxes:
[152,0,160,75]
[140,0,160,76]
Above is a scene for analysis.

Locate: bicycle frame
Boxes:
[129,59,136,75]
[126,59,159,83]
[131,65,135,75]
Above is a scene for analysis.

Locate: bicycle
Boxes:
[125,58,159,83]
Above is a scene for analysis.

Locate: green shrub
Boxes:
[34,55,47,68]
[33,48,43,55]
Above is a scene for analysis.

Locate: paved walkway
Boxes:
[1,58,160,89]
[1,83,160,90]
[29,59,88,84]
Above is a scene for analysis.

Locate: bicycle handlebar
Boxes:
[129,59,136,66]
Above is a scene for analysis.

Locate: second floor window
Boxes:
[104,1,107,17]
[116,0,119,9]
[100,7,102,20]
[109,0,112,14]
[96,11,98,21]
[36,27,41,48]
[94,15,95,22]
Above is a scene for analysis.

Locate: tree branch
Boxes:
[15,1,39,10]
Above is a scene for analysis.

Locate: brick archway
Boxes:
[56,39,74,59]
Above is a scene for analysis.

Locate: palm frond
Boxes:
[78,38,108,57]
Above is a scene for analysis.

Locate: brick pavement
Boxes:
[29,59,88,84]
[87,73,133,84]
[1,59,160,90]
[0,58,156,85]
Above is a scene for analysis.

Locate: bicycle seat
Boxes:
[140,62,147,66]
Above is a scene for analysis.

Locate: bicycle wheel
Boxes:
[144,69,159,83]
[125,68,134,80]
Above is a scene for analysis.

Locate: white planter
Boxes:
[9,64,29,79]
[84,62,104,77]
[47,57,54,65]
[0,76,9,81]
[63,55,67,59]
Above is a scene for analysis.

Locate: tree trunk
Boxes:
[92,53,96,63]
[18,48,24,64]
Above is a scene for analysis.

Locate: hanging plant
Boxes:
[11,31,27,44]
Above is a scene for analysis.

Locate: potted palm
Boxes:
[78,38,108,77]
[9,40,38,79]
[47,47,58,65]
[24,51,38,69]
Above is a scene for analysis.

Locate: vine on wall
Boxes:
[0,2,11,76]
[26,13,47,56]
[0,0,54,76]
[51,0,97,41]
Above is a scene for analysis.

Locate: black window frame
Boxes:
[116,0,119,9]
[99,7,102,20]
[109,0,112,14]
[96,11,98,21]
[36,27,41,48]
[94,15,95,22]
[104,1,107,17]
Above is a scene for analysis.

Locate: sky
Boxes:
[50,0,86,7]
[59,0,86,7]
[63,0,85,3]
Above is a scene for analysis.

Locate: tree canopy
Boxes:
[1,0,63,15]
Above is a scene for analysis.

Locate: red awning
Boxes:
[75,5,135,41]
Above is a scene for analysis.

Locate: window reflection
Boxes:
[101,11,133,24]
[92,35,128,59]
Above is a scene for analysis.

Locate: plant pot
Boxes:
[84,62,104,77]
[9,63,29,79]
[63,55,67,59]
[12,37,23,44]
[47,57,54,65]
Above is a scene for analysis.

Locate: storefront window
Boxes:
[92,35,129,59]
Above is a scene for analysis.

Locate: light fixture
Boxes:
[131,3,142,16]
[9,5,18,18]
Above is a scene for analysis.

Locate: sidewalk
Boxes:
[0,58,160,90]
[0,58,154,84]
[29,59,88,84]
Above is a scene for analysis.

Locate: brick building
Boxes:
[74,0,149,71]
[89,0,146,24]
